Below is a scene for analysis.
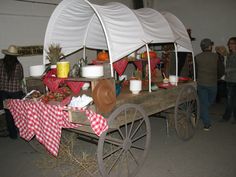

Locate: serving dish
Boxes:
[81,65,104,78]
[178,77,191,82]
[158,83,174,89]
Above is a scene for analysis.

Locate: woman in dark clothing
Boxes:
[221,37,236,123]
[0,45,24,139]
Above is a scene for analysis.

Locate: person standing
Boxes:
[0,45,24,139]
[215,46,227,102]
[195,39,224,131]
[221,37,236,123]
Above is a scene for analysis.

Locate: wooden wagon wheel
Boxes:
[174,85,199,140]
[97,104,151,177]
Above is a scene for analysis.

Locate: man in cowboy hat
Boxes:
[0,45,24,139]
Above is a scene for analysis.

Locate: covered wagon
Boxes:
[32,0,200,176]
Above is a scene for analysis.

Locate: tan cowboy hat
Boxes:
[92,79,116,113]
[2,45,20,56]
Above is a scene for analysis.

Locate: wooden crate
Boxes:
[25,77,46,93]
[68,105,96,124]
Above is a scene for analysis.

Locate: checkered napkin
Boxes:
[7,99,108,156]
[66,81,84,94]
[134,58,160,71]
[42,69,84,94]
[113,58,128,76]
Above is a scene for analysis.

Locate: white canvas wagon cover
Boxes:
[43,0,193,64]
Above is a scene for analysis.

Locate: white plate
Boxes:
[82,75,103,79]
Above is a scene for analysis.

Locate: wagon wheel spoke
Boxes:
[118,107,138,140]
[118,127,125,140]
[185,101,192,109]
[177,108,186,115]
[103,136,123,147]
[177,104,187,113]
[128,109,137,138]
[130,119,145,139]
[187,100,195,112]
[108,149,125,174]
[128,149,139,165]
[132,133,147,143]
[131,144,145,151]
[176,109,187,118]
[122,151,129,176]
[103,146,122,159]
[124,108,128,138]
[186,100,198,127]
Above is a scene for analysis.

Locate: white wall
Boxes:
[0,0,57,76]
[153,0,236,54]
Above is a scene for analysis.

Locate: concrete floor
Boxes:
[0,101,236,177]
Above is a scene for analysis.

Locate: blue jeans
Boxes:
[197,85,217,126]
[222,82,236,121]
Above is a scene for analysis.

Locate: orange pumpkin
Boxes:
[142,51,157,59]
[97,50,109,61]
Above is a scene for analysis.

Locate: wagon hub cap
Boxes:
[123,138,132,151]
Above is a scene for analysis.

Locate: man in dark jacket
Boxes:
[0,45,24,139]
[195,38,224,131]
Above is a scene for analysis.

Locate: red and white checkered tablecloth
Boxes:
[7,99,108,156]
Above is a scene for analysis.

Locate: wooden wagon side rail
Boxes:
[71,81,196,134]
[116,82,196,115]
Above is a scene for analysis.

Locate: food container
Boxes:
[129,80,142,94]
[81,65,104,78]
[57,61,70,78]
[163,78,169,83]
[169,75,178,85]
[29,65,45,77]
